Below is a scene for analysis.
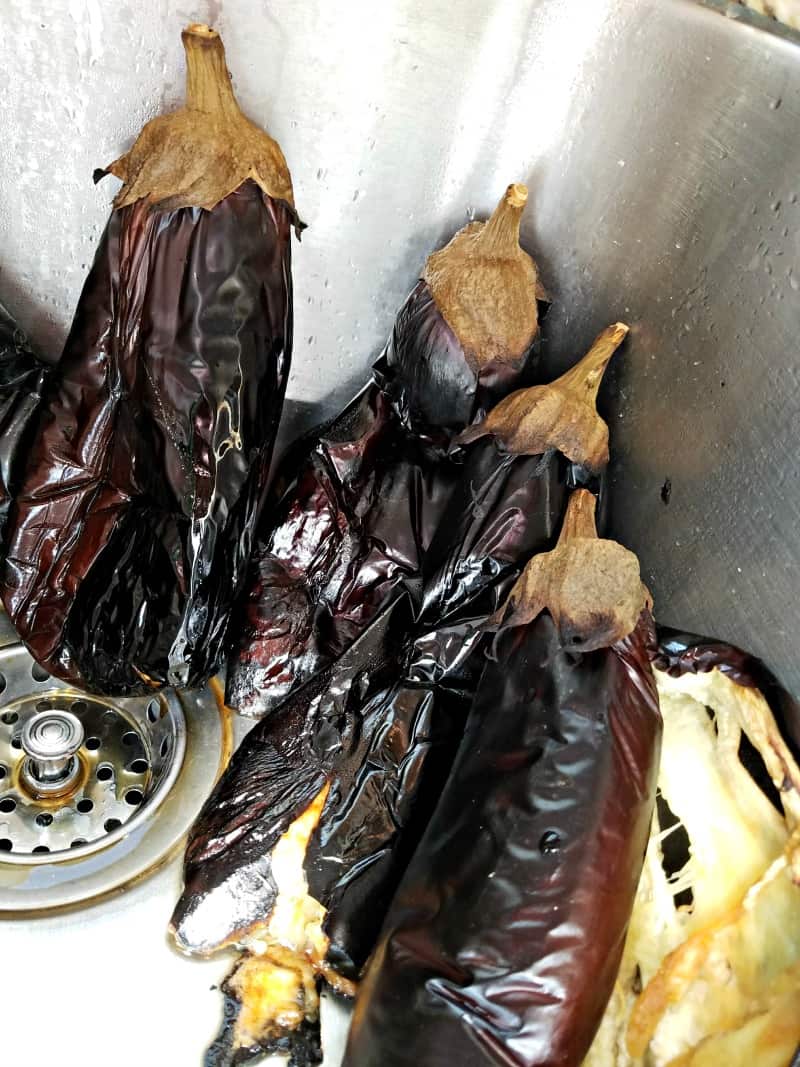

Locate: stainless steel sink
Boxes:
[2,1,799,1064]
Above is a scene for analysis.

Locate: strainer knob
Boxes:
[20,710,84,793]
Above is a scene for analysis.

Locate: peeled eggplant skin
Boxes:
[344,610,661,1067]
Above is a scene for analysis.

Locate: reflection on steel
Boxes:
[1,3,799,1066]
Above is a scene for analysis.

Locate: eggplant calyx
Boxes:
[460,322,628,471]
[496,488,650,650]
[422,182,541,372]
[104,23,298,217]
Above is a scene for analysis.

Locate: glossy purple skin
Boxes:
[0,302,50,544]
[1,182,293,694]
[225,280,537,717]
[344,611,661,1067]
[174,437,572,956]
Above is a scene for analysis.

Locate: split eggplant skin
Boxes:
[344,610,661,1067]
[225,281,536,717]
[173,449,572,971]
[652,627,800,757]
[0,303,50,543]
[1,183,293,694]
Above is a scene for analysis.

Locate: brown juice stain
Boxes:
[209,676,235,780]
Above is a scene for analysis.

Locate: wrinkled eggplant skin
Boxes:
[173,597,412,955]
[0,303,50,542]
[418,441,594,632]
[653,627,800,759]
[225,280,540,717]
[1,182,293,694]
[205,991,322,1067]
[176,448,571,971]
[345,610,661,1067]
[225,373,460,718]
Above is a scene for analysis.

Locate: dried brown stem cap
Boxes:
[422,183,544,372]
[102,24,296,215]
[459,322,628,472]
[497,489,651,651]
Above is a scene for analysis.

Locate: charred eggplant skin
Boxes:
[1,186,293,694]
[224,284,537,718]
[174,445,573,970]
[653,627,800,757]
[0,303,49,543]
[344,610,661,1067]
[1,24,298,695]
[224,185,544,718]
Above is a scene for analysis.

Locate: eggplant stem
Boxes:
[106,24,296,215]
[559,489,598,543]
[474,183,528,256]
[494,488,650,651]
[421,180,541,370]
[557,322,629,402]
[458,322,628,470]
[182,25,241,121]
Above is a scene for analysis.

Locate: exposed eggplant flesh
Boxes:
[585,635,800,1066]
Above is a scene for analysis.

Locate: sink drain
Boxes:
[0,616,231,910]
[0,687,182,861]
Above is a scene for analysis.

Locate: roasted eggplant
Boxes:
[0,302,49,543]
[225,183,545,716]
[344,490,661,1067]
[1,24,299,694]
[586,630,800,1066]
[171,331,627,1066]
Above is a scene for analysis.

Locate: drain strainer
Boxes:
[0,688,181,861]
[0,618,231,910]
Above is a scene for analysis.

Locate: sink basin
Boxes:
[1,1,799,1064]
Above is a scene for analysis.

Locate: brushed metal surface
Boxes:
[1,1,800,1065]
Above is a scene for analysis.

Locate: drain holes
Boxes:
[70,839,87,848]
[1,711,18,725]
[0,672,5,695]
[85,736,101,751]
[0,797,16,814]
[129,758,149,774]
[0,766,6,779]
[104,818,122,833]
[72,700,87,714]
[122,731,138,747]
[0,838,12,851]
[97,765,114,782]
[32,845,50,854]
[10,737,21,750]
[160,739,169,758]
[35,812,53,828]
[147,699,160,723]
[35,699,51,712]
[76,799,94,814]
[125,789,144,806]
[31,664,49,682]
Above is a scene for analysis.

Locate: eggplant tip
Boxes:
[506,182,528,207]
[184,22,219,39]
